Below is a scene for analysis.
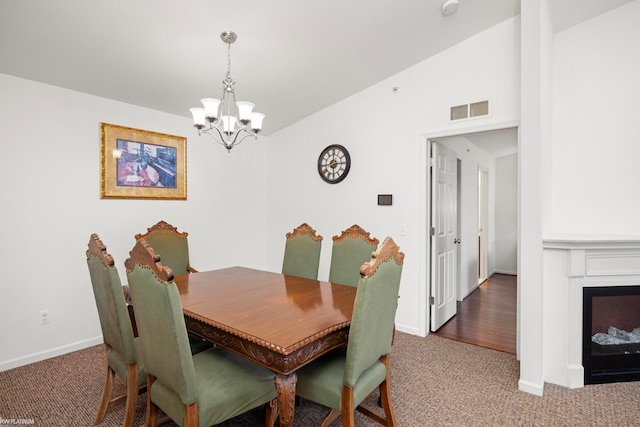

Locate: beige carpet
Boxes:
[1,332,639,426]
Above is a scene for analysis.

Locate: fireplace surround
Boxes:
[543,237,640,389]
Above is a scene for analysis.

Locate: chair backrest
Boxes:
[125,239,198,406]
[343,237,404,388]
[86,234,137,365]
[282,223,323,280]
[328,225,379,287]
[135,220,192,276]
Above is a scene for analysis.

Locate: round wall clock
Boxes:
[317,144,351,184]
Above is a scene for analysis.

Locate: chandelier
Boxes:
[189,31,265,152]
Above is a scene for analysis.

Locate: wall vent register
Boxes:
[450,100,489,121]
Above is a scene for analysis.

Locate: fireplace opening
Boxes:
[583,285,640,384]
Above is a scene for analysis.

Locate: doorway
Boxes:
[426,125,518,336]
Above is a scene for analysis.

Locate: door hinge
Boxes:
[429,157,436,168]
[430,226,435,236]
[429,296,435,305]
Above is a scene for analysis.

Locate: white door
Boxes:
[430,142,458,332]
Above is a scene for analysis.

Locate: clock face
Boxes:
[317,145,351,184]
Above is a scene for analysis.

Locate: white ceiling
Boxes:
[435,128,519,159]
[0,0,633,136]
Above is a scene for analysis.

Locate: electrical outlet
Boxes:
[40,309,50,325]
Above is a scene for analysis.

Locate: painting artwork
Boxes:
[101,123,187,199]
[116,139,177,188]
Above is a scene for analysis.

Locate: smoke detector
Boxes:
[441,0,459,16]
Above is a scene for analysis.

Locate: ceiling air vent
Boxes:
[450,100,489,121]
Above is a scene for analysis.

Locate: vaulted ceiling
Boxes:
[0,0,633,135]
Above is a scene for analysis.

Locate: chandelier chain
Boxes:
[226,41,232,79]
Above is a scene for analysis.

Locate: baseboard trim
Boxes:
[492,270,517,276]
[461,283,479,300]
[566,364,585,389]
[518,378,544,396]
[0,336,103,372]
[395,323,422,337]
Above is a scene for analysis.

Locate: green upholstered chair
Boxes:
[86,234,146,427]
[135,220,197,276]
[295,237,404,427]
[133,222,212,355]
[328,224,379,287]
[282,223,323,280]
[124,239,278,427]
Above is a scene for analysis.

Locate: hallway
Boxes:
[434,274,517,354]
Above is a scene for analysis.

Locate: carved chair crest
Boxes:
[87,233,115,268]
[332,224,379,245]
[125,239,174,283]
[286,223,323,242]
[135,220,188,240]
[360,237,405,278]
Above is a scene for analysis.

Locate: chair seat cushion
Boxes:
[150,348,276,426]
[295,347,387,410]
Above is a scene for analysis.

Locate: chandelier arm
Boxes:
[221,130,252,153]
[202,127,231,147]
[203,125,256,150]
[229,130,257,147]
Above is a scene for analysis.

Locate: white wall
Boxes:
[549,0,640,235]
[541,0,640,388]
[495,153,518,274]
[265,17,521,336]
[0,74,269,370]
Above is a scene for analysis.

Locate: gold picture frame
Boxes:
[100,123,187,200]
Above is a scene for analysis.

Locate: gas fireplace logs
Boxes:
[592,326,640,354]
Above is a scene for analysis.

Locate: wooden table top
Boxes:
[173,266,357,356]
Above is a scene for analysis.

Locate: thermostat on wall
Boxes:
[378,194,393,206]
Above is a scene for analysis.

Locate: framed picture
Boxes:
[100,123,187,200]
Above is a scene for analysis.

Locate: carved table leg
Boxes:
[275,372,297,427]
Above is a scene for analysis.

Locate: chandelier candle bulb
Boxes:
[201,98,221,120]
[221,116,236,134]
[250,113,265,133]
[189,31,265,152]
[236,101,255,124]
[190,107,206,129]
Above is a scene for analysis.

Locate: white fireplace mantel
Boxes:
[542,235,640,388]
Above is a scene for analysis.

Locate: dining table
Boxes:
[166,266,357,427]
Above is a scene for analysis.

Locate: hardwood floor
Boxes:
[434,273,517,354]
